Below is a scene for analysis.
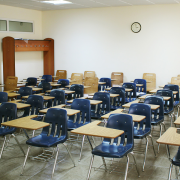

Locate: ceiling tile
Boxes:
[95,0,130,6]
[122,0,154,5]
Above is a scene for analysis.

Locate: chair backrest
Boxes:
[122,82,136,99]
[57,79,69,88]
[156,89,174,110]
[0,92,8,103]
[71,73,83,85]
[23,95,44,116]
[171,77,180,87]
[4,76,18,91]
[143,73,156,92]
[0,102,17,124]
[111,72,123,87]
[129,103,151,129]
[50,89,65,106]
[84,71,96,79]
[38,82,51,93]
[68,84,84,99]
[18,87,32,98]
[109,87,125,107]
[164,84,179,101]
[134,79,147,93]
[103,114,133,146]
[26,77,37,86]
[92,92,110,114]
[69,99,91,124]
[55,70,67,80]
[144,95,164,120]
[42,108,68,140]
[84,77,98,94]
[98,78,111,91]
[42,75,52,83]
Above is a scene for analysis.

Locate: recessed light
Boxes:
[41,0,72,5]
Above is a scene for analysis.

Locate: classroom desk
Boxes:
[65,85,91,89]
[71,120,124,139]
[122,99,140,108]
[0,101,31,109]
[67,98,102,105]
[46,89,75,94]
[39,105,79,116]
[98,82,106,85]
[138,94,171,101]
[16,87,43,91]
[136,84,143,87]
[22,95,55,100]
[8,92,20,98]
[1,115,49,131]
[105,87,133,92]
[101,109,146,122]
[88,93,119,98]
[149,88,178,94]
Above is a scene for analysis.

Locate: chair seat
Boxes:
[110,105,123,110]
[92,142,133,158]
[174,101,180,106]
[172,150,180,166]
[164,108,174,115]
[151,117,164,125]
[26,134,67,147]
[0,127,16,136]
[67,121,89,130]
[32,116,43,121]
[125,98,136,103]
[134,128,151,139]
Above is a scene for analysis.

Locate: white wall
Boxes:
[42,4,180,88]
[0,4,43,83]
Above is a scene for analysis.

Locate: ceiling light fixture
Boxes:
[42,0,72,5]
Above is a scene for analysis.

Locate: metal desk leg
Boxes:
[87,136,93,150]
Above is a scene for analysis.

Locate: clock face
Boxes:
[131,22,141,33]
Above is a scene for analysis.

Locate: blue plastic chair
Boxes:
[122,82,136,103]
[91,92,110,119]
[68,99,91,161]
[21,108,75,179]
[144,95,165,152]
[0,103,25,159]
[38,82,52,93]
[109,87,125,110]
[67,84,84,101]
[57,79,69,88]
[164,84,180,117]
[48,89,65,107]
[134,79,147,97]
[25,77,37,86]
[168,147,180,180]
[41,75,52,83]
[22,95,44,121]
[0,92,8,103]
[129,103,156,171]
[98,78,111,91]
[87,114,140,180]
[17,87,32,101]
[156,89,174,126]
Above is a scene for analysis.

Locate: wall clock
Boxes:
[131,22,141,33]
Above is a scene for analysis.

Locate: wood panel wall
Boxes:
[2,36,54,82]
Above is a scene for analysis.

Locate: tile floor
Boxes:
[0,115,179,180]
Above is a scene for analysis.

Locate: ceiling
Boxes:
[0,0,179,11]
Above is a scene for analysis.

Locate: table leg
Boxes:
[87,136,93,150]
[166,145,172,162]
[95,105,98,113]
